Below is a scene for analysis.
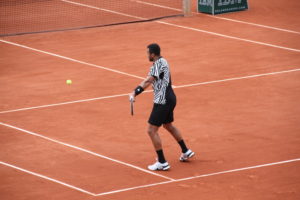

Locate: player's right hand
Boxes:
[129,94,135,102]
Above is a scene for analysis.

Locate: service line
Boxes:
[1,68,299,114]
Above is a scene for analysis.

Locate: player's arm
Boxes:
[129,75,155,101]
[139,75,156,90]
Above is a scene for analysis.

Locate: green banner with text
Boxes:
[198,0,248,15]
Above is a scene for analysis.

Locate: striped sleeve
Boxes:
[149,62,160,79]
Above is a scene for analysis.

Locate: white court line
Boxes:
[95,158,300,196]
[0,122,175,181]
[0,39,145,80]
[0,92,144,114]
[132,0,300,34]
[60,0,300,53]
[0,2,298,92]
[157,21,300,53]
[0,90,152,114]
[61,0,146,20]
[0,68,299,114]
[131,0,181,12]
[210,15,300,35]
[173,68,300,89]
[2,157,299,197]
[0,161,96,196]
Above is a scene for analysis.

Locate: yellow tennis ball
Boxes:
[66,79,72,85]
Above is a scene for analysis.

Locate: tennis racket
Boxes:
[130,100,134,116]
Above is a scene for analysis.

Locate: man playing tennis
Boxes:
[129,43,195,171]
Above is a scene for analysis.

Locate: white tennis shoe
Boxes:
[179,149,195,162]
[148,161,170,171]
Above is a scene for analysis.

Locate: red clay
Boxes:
[1,0,300,199]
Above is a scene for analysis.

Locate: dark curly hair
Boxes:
[147,43,161,56]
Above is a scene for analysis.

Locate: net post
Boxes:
[183,0,192,17]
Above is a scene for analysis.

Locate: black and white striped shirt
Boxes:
[148,57,174,104]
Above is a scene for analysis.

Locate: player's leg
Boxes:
[163,123,195,162]
[147,124,170,170]
[163,123,183,142]
[147,124,162,151]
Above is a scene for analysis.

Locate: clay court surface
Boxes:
[1,0,300,199]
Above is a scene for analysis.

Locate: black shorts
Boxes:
[148,100,176,127]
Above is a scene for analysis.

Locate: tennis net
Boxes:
[0,0,189,36]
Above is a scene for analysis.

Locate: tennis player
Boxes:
[129,43,195,171]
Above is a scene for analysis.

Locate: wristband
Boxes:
[134,86,144,96]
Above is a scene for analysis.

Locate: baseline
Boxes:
[96,158,300,196]
[0,161,96,196]
[2,157,299,197]
[0,122,174,181]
